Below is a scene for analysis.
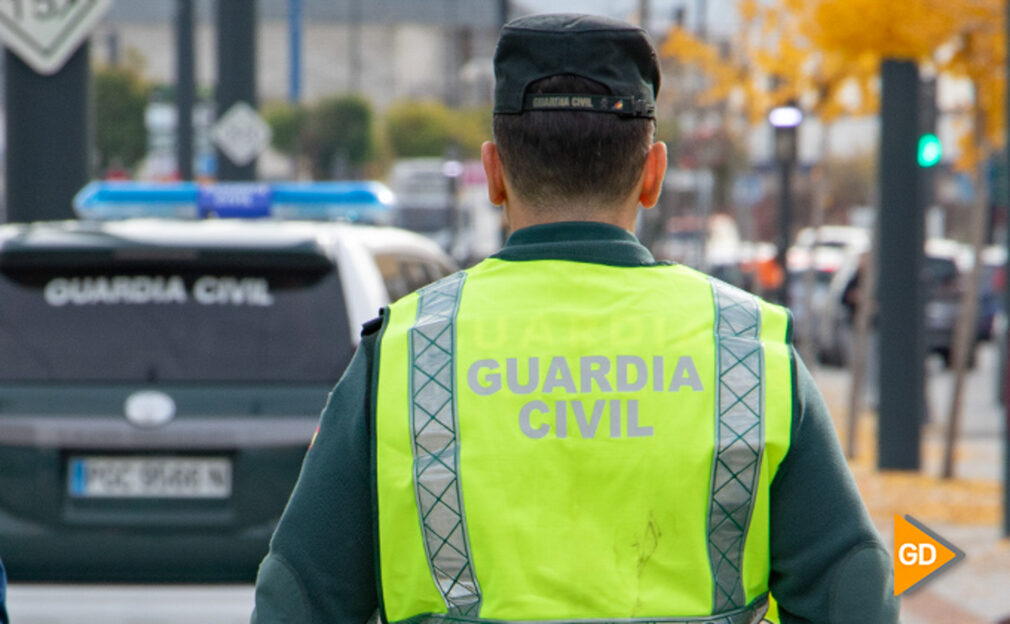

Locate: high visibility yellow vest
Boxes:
[374,257,793,624]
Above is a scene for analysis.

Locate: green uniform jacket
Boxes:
[251,222,900,624]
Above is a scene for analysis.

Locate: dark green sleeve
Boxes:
[251,327,380,624]
[769,353,900,623]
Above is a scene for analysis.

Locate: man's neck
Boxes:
[504,202,639,234]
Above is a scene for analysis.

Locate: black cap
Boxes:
[492,13,660,119]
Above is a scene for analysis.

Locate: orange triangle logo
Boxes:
[894,515,965,595]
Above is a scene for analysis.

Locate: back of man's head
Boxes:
[491,14,662,216]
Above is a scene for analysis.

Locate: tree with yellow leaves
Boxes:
[802,0,1005,167]
[663,0,1008,470]
[660,0,880,126]
[660,0,882,369]
[661,0,1005,170]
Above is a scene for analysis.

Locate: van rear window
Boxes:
[0,265,352,383]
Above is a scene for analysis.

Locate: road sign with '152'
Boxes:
[0,0,113,74]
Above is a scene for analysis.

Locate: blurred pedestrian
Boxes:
[252,13,898,624]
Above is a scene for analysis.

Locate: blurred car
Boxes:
[0,185,457,582]
[787,226,870,325]
[923,240,968,366]
[919,239,1003,346]
[817,241,971,368]
[389,158,504,267]
[389,158,458,251]
[786,244,860,350]
[792,224,870,253]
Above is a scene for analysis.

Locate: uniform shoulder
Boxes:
[383,270,470,319]
[705,273,785,309]
[663,263,752,297]
[360,309,386,337]
[406,270,469,301]
[688,271,794,343]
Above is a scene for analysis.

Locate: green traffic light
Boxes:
[918,133,942,168]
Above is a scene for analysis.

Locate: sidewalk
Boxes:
[811,349,1009,624]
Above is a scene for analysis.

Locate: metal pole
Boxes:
[288,0,302,103]
[349,0,362,93]
[176,0,195,181]
[215,0,258,181]
[443,0,463,108]
[877,59,923,470]
[288,0,303,180]
[777,158,793,306]
[801,124,831,367]
[847,223,879,458]
[1002,0,1010,537]
[4,44,91,222]
[772,123,797,307]
[696,0,707,39]
[106,30,120,67]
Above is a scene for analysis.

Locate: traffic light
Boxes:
[918,133,942,168]
[918,77,941,169]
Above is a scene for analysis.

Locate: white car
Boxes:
[0,216,456,582]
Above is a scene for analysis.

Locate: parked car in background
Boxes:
[786,225,869,349]
[923,239,969,366]
[0,183,457,583]
[817,240,971,368]
[792,225,870,253]
[389,158,503,266]
[390,158,458,251]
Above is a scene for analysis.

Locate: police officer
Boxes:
[252,14,898,624]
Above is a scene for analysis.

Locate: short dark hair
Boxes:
[493,74,654,212]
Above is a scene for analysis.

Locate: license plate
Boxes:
[68,456,232,499]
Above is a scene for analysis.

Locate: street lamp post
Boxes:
[769,104,803,306]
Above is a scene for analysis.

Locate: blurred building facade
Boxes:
[94,0,501,108]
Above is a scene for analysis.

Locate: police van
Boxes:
[0,182,456,582]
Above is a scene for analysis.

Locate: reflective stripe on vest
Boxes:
[708,279,764,612]
[376,259,792,624]
[408,271,482,616]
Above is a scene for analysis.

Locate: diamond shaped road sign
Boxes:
[211,102,273,167]
[0,0,114,75]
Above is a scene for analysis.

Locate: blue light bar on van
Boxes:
[271,182,395,222]
[74,182,202,219]
[73,181,396,223]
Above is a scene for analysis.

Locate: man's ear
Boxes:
[639,141,667,209]
[481,141,507,206]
